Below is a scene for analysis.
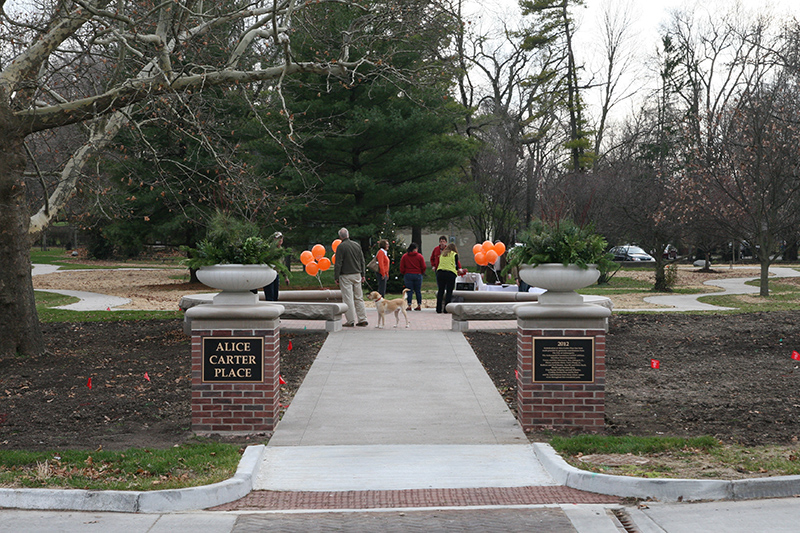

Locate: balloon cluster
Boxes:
[299,239,342,276]
[472,240,506,266]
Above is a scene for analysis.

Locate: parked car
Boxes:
[610,245,655,262]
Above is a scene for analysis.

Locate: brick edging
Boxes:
[210,485,621,511]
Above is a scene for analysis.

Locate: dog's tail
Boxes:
[401,288,410,295]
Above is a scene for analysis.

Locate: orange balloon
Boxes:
[305,261,319,276]
[482,240,493,252]
[486,250,499,264]
[331,254,336,264]
[300,250,314,265]
[318,257,331,271]
[493,241,506,256]
[472,244,482,255]
[312,244,326,260]
[475,252,488,266]
[331,239,342,252]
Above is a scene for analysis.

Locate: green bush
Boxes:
[504,219,615,274]
[181,212,288,277]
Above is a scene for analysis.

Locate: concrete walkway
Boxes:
[256,328,548,492]
[32,264,131,310]
[620,265,800,312]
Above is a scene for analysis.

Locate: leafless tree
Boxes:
[591,0,639,161]
[701,77,800,295]
[0,0,454,356]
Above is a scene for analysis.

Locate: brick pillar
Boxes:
[515,303,611,433]
[186,304,282,434]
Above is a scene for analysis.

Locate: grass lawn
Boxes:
[0,441,241,490]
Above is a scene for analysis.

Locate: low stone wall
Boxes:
[446,296,612,331]
[180,294,348,333]
[451,290,539,302]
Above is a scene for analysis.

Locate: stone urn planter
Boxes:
[518,263,599,305]
[196,264,277,305]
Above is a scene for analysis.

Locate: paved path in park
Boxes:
[619,265,800,312]
[31,263,132,310]
[13,263,800,531]
[249,328,556,492]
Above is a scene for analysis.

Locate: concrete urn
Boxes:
[518,263,599,305]
[196,264,277,305]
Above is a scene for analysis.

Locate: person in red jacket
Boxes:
[399,242,426,310]
[430,235,447,271]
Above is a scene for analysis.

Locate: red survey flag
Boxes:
[87,377,92,389]
[144,372,150,382]
[279,375,286,385]
[288,340,293,351]
[792,351,800,361]
[514,369,520,380]
[650,359,660,369]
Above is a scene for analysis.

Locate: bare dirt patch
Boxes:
[469,312,800,446]
[33,269,209,311]
[0,320,324,451]
[467,311,800,479]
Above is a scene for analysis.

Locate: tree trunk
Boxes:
[412,226,422,254]
[759,259,771,297]
[783,239,798,262]
[653,259,670,292]
[0,128,45,357]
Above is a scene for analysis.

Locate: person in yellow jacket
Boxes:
[435,243,463,313]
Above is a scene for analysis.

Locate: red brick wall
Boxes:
[516,327,605,433]
[191,328,280,433]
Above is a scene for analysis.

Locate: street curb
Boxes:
[532,443,800,502]
[0,444,264,512]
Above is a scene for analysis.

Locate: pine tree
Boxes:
[248,1,478,251]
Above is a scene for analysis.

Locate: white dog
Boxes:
[367,289,411,329]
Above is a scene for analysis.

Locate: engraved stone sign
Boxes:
[202,337,263,383]
[533,337,594,383]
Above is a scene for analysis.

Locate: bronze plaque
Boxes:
[202,337,263,383]
[533,337,594,383]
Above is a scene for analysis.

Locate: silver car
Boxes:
[610,245,655,262]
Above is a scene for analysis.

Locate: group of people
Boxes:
[265,228,468,327]
[330,229,468,326]
[376,234,465,314]
[398,236,465,313]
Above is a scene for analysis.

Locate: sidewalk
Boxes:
[628,265,800,312]
[245,327,561,492]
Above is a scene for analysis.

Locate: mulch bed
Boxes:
[2,312,799,450]
[0,320,323,450]
[468,311,800,446]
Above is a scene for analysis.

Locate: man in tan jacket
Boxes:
[333,228,368,327]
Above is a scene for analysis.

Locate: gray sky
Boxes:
[463,0,800,134]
